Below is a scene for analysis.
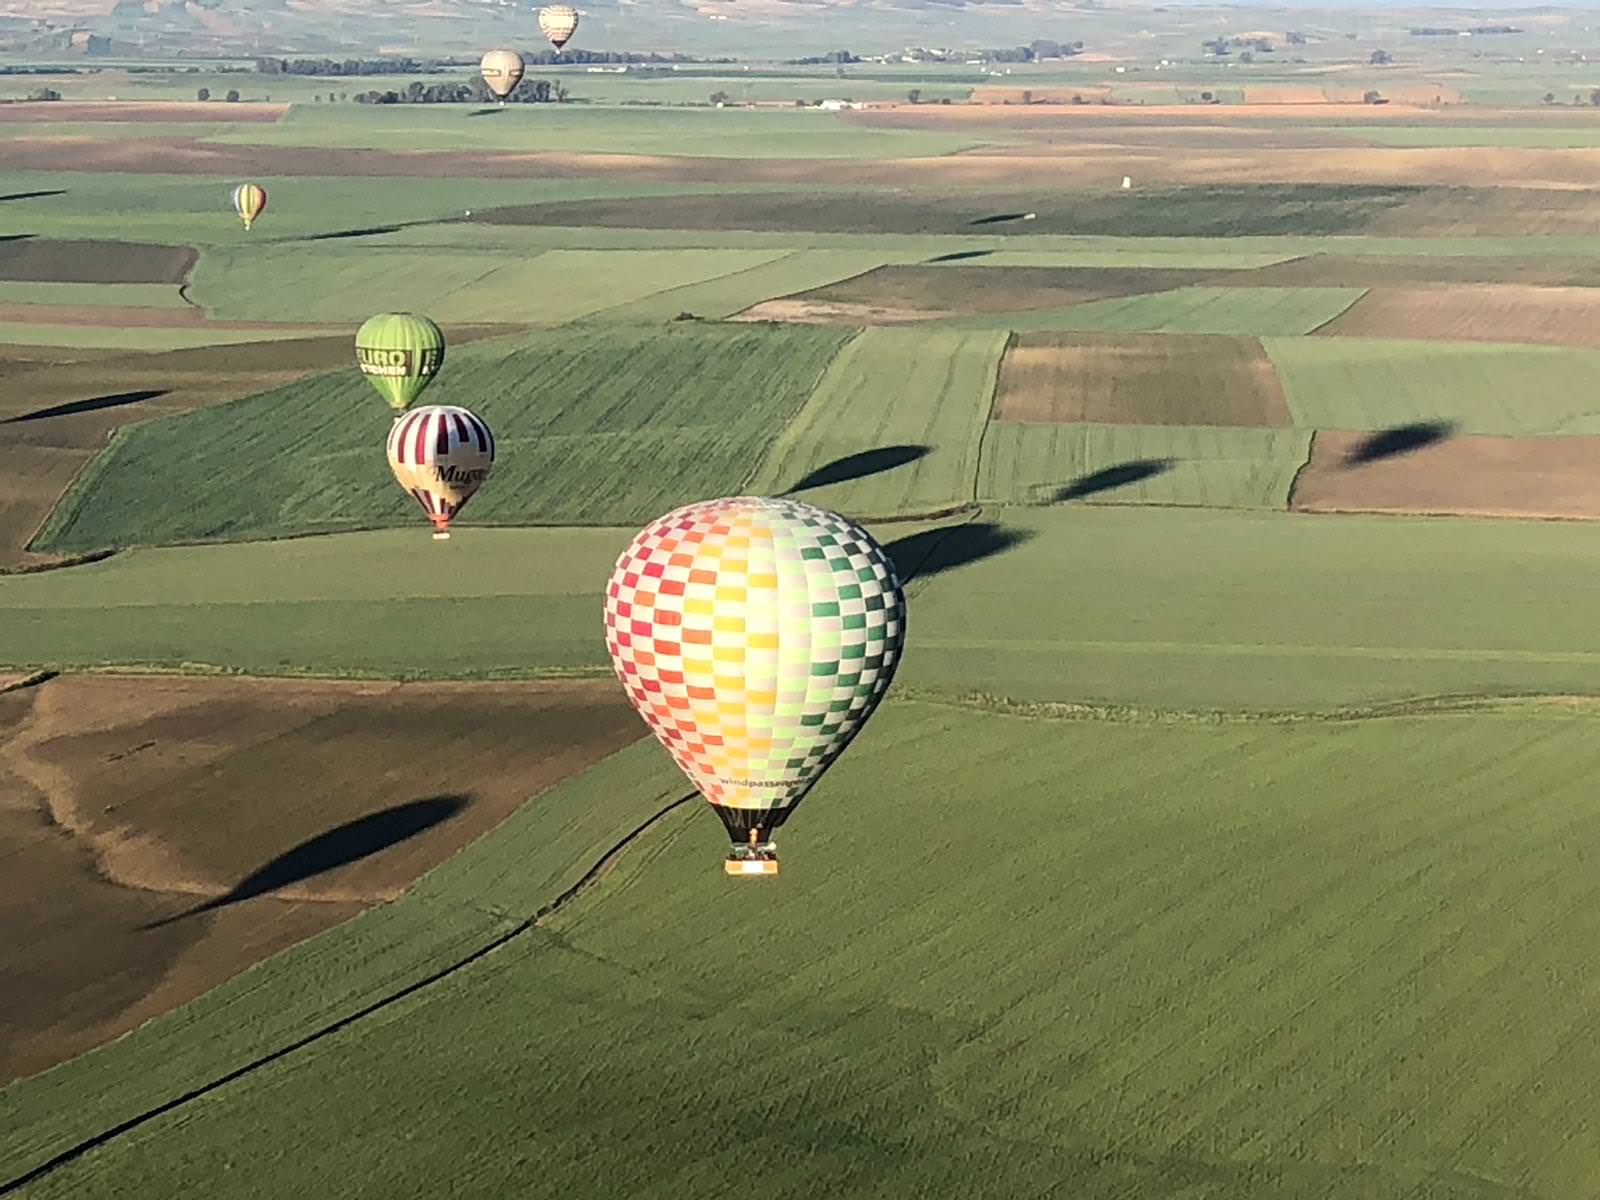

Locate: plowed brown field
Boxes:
[0,674,641,1085]
[1318,286,1600,348]
[0,239,195,284]
[1291,430,1600,519]
[994,332,1292,427]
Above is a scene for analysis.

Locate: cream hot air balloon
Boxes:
[480,49,525,101]
[231,183,266,231]
[386,405,495,540]
[539,5,579,50]
[604,496,906,876]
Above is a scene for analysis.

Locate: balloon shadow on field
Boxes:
[1049,458,1172,502]
[138,795,471,930]
[0,190,66,203]
[3,389,168,424]
[883,522,1035,584]
[969,212,1032,226]
[468,107,506,117]
[1343,421,1455,466]
[785,444,931,494]
[925,249,994,263]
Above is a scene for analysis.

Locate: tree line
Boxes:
[253,50,723,77]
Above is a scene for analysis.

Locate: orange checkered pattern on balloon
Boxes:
[604,496,905,813]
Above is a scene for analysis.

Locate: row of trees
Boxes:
[254,50,720,77]
[354,79,567,104]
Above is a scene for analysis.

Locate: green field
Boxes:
[745,326,1006,516]
[976,423,1311,510]
[957,288,1367,336]
[15,508,1600,714]
[33,323,852,552]
[1265,337,1600,434]
[10,698,1600,1197]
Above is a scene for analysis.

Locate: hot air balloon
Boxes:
[231,183,267,231]
[604,496,906,876]
[355,313,445,414]
[386,405,495,540]
[480,49,525,101]
[539,4,579,50]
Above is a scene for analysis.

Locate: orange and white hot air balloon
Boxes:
[604,496,906,876]
[539,5,579,50]
[231,183,267,231]
[386,405,495,540]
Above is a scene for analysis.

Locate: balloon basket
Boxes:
[725,840,778,877]
[432,530,450,541]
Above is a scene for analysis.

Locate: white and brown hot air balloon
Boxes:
[539,5,579,51]
[386,405,495,540]
[480,49,525,101]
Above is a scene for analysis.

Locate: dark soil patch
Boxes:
[0,239,196,284]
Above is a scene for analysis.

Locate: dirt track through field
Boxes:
[994,332,1293,427]
[0,674,643,1085]
[1292,429,1600,519]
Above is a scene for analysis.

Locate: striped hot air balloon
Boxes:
[386,405,495,540]
[231,183,267,231]
[539,4,579,50]
[605,496,906,876]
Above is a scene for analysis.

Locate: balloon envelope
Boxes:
[605,496,906,869]
[231,183,267,230]
[386,405,494,538]
[539,5,579,49]
[480,49,525,99]
[355,313,445,413]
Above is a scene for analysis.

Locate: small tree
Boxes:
[907,88,921,104]
[1240,51,1254,64]
[1590,87,1600,106]
[709,90,730,105]
[1545,91,1557,104]
[225,89,241,102]
[1199,90,1215,103]
[1363,89,1385,104]
[26,87,61,102]
[1020,89,1033,104]
[196,87,211,101]
[1369,49,1392,65]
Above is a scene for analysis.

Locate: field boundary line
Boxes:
[968,330,1009,505]
[901,686,1600,726]
[1300,285,1369,335]
[738,326,866,493]
[0,789,700,1196]
[1283,425,1320,511]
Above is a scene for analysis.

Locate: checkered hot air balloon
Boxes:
[386,405,494,540]
[231,183,266,231]
[605,496,906,877]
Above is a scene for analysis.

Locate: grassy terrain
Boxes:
[1265,337,1600,434]
[901,505,1600,711]
[209,104,988,159]
[745,326,1007,516]
[595,249,913,321]
[15,507,1600,713]
[0,282,188,308]
[193,244,791,323]
[33,323,851,552]
[11,699,1600,1197]
[0,323,323,350]
[976,423,1311,510]
[955,287,1366,336]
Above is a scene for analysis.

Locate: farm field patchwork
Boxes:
[975,422,1310,510]
[992,332,1292,426]
[10,700,1600,1197]
[1265,337,1600,434]
[744,326,1006,516]
[956,286,1365,336]
[1317,285,1600,349]
[33,322,851,551]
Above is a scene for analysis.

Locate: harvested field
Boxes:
[993,332,1292,426]
[796,265,1216,316]
[1292,429,1600,520]
[0,238,195,284]
[733,298,952,324]
[1318,286,1600,349]
[0,102,286,124]
[0,673,641,1084]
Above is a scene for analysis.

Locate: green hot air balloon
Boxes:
[355,313,445,413]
